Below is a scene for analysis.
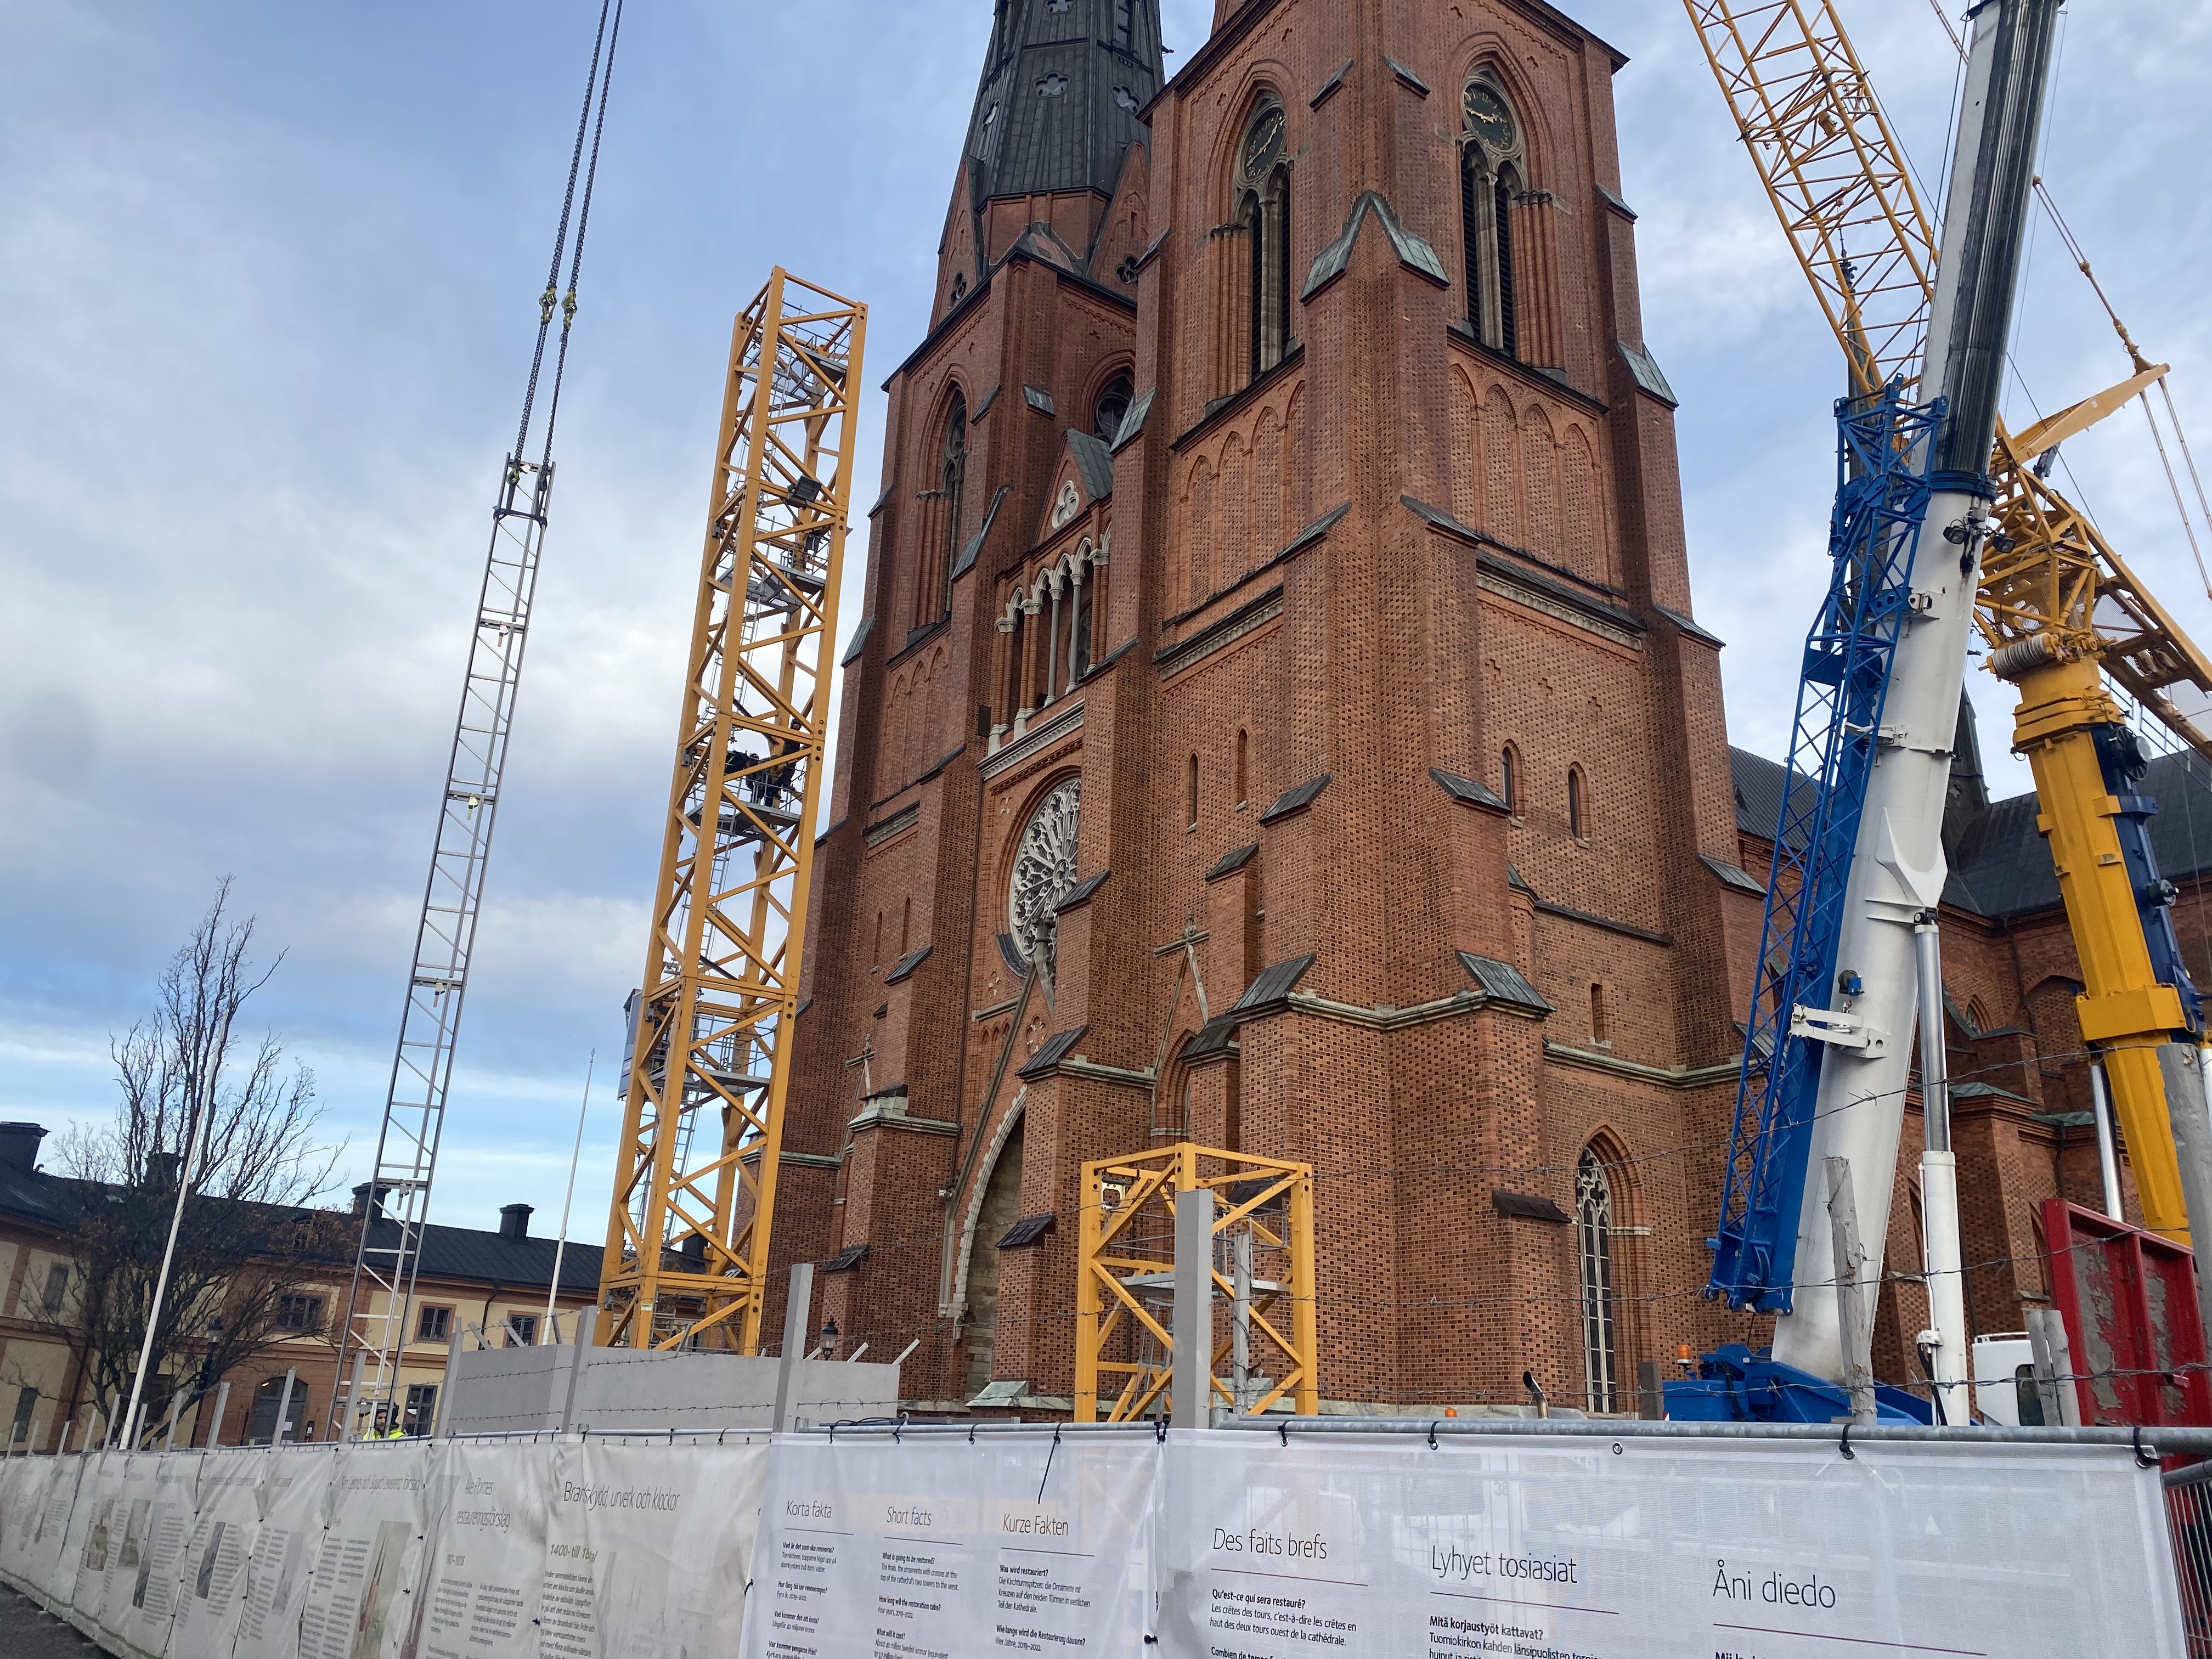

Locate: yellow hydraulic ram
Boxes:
[1983,379,2212,1243]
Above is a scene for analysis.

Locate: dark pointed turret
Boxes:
[952,1,1164,281]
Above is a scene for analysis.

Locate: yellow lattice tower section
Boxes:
[600,269,866,1350]
[1075,1144,1318,1423]
[1684,0,2212,1237]
[1684,0,1938,404]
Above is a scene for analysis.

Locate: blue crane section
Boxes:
[1669,389,1945,1424]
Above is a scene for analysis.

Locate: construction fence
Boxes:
[0,1419,2195,1657]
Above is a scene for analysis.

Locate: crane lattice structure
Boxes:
[1684,0,2212,1241]
[597,270,866,1353]
[331,0,624,1438]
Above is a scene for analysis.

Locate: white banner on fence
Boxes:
[743,1429,1159,1659]
[414,1435,769,1659]
[293,1441,435,1659]
[166,1450,274,1659]
[1155,1430,2185,1658]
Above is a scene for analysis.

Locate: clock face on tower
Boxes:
[1008,778,1082,976]
[1241,105,1285,182]
[1464,83,1515,153]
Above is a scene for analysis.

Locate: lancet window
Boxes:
[1576,1148,1621,1414]
[1460,77,1525,358]
[1237,101,1292,381]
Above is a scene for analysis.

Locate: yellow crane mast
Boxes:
[1685,0,2212,1239]
[598,270,866,1350]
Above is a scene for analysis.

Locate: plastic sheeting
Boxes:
[0,1436,769,1659]
[0,1426,2187,1657]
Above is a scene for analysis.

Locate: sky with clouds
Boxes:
[3,0,2209,1243]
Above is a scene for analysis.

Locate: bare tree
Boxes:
[38,879,348,1443]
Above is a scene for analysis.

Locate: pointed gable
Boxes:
[1035,430,1116,545]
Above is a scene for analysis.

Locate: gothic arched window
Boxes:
[924,392,968,623]
[1461,78,1525,358]
[1094,371,1134,443]
[1500,744,1520,815]
[1237,101,1291,381]
[1576,1148,1620,1414]
[1567,765,1588,840]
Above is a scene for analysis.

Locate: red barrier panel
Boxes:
[2043,1198,2212,1427]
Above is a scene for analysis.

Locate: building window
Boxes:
[249,1377,308,1446]
[416,1305,452,1343]
[1070,572,1093,685]
[1500,745,1519,815]
[1567,766,1587,840]
[504,1314,539,1348]
[10,1387,37,1447]
[1590,983,1609,1046]
[403,1384,439,1437]
[41,1263,69,1313]
[919,392,968,626]
[1187,753,1200,831]
[1576,1149,1620,1414]
[1234,729,1250,808]
[1461,78,1526,358]
[1094,371,1133,443]
[1237,101,1291,381]
[274,1294,325,1334]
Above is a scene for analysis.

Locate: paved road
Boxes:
[1,1585,104,1657]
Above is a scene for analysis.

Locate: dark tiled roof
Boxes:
[377,1217,602,1295]
[1054,871,1108,912]
[884,945,933,985]
[1457,953,1555,1015]
[1205,843,1259,881]
[1730,743,2212,922]
[1432,768,1507,811]
[1260,775,1332,824]
[1017,1026,1089,1079]
[0,1156,599,1295]
[1183,1014,1240,1060]
[1232,955,1319,1013]
[961,2,1163,223]
[1493,1190,1570,1224]
[1066,432,1115,504]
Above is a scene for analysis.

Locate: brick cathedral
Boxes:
[771,0,2162,1413]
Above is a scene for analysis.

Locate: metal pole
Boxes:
[343,1350,368,1440]
[57,1421,70,1457]
[271,1369,296,1448]
[1912,916,1971,1425]
[1172,1186,1215,1431]
[1231,1226,1252,1417]
[163,1392,183,1451]
[121,1093,218,1462]
[437,1322,464,1438]
[203,1381,230,1449]
[2088,1057,2125,1219]
[560,1306,596,1433]
[544,1051,595,1342]
[772,1263,815,1432]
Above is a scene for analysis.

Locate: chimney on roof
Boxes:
[144,1152,181,1192]
[352,1182,392,1220]
[0,1123,46,1175]
[499,1203,533,1243]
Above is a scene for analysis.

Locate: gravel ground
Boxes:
[0,1585,105,1657]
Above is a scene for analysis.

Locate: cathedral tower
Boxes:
[778,0,1762,1413]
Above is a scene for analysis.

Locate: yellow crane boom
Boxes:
[1685,0,2212,1240]
[598,269,866,1349]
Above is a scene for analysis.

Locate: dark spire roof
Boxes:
[963,1,1163,207]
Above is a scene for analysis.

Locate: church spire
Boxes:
[962,1,1164,211]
